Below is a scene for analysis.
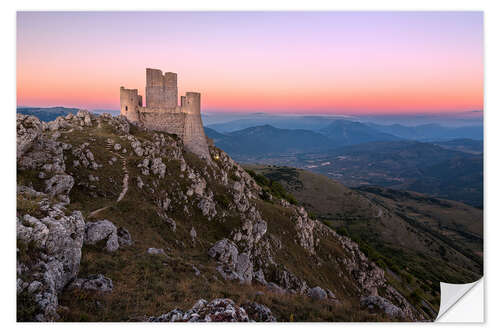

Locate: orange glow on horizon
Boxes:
[16,12,483,115]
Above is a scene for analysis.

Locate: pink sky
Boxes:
[17,12,483,114]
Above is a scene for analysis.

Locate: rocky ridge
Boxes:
[17,111,424,322]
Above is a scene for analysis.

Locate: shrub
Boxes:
[215,194,231,209]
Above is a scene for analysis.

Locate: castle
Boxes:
[120,68,211,159]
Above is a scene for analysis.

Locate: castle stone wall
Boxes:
[139,108,186,138]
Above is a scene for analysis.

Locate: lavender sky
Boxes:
[17,11,483,115]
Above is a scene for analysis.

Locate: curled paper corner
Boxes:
[435,278,484,322]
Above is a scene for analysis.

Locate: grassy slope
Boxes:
[244,164,483,317]
[17,120,395,322]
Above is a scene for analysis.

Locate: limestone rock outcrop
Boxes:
[360,295,404,319]
[242,302,276,322]
[148,298,250,322]
[17,114,43,160]
[17,205,85,321]
[208,239,254,283]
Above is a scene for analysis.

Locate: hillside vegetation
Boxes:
[245,165,483,318]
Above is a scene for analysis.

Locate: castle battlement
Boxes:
[120,69,211,159]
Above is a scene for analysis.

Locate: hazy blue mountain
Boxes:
[205,120,404,158]
[318,120,400,145]
[366,122,483,141]
[206,115,353,133]
[205,125,335,156]
[17,107,79,122]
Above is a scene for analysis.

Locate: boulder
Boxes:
[16,114,42,160]
[149,298,249,322]
[360,295,404,318]
[309,286,328,300]
[147,248,166,256]
[208,239,238,267]
[242,302,276,322]
[208,239,254,283]
[70,274,113,292]
[84,220,119,252]
[44,174,74,199]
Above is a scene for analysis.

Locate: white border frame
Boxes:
[3,1,498,332]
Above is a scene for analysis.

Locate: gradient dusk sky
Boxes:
[17,11,483,114]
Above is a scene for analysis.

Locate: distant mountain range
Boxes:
[204,122,406,158]
[366,122,483,141]
[206,115,483,141]
[205,124,483,206]
[205,125,334,156]
[205,115,350,132]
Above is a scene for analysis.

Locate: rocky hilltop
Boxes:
[16,111,426,322]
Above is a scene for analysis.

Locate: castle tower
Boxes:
[146,68,164,108]
[163,72,178,108]
[182,92,211,160]
[145,68,178,108]
[120,87,142,122]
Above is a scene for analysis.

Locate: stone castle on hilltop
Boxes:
[120,68,210,159]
